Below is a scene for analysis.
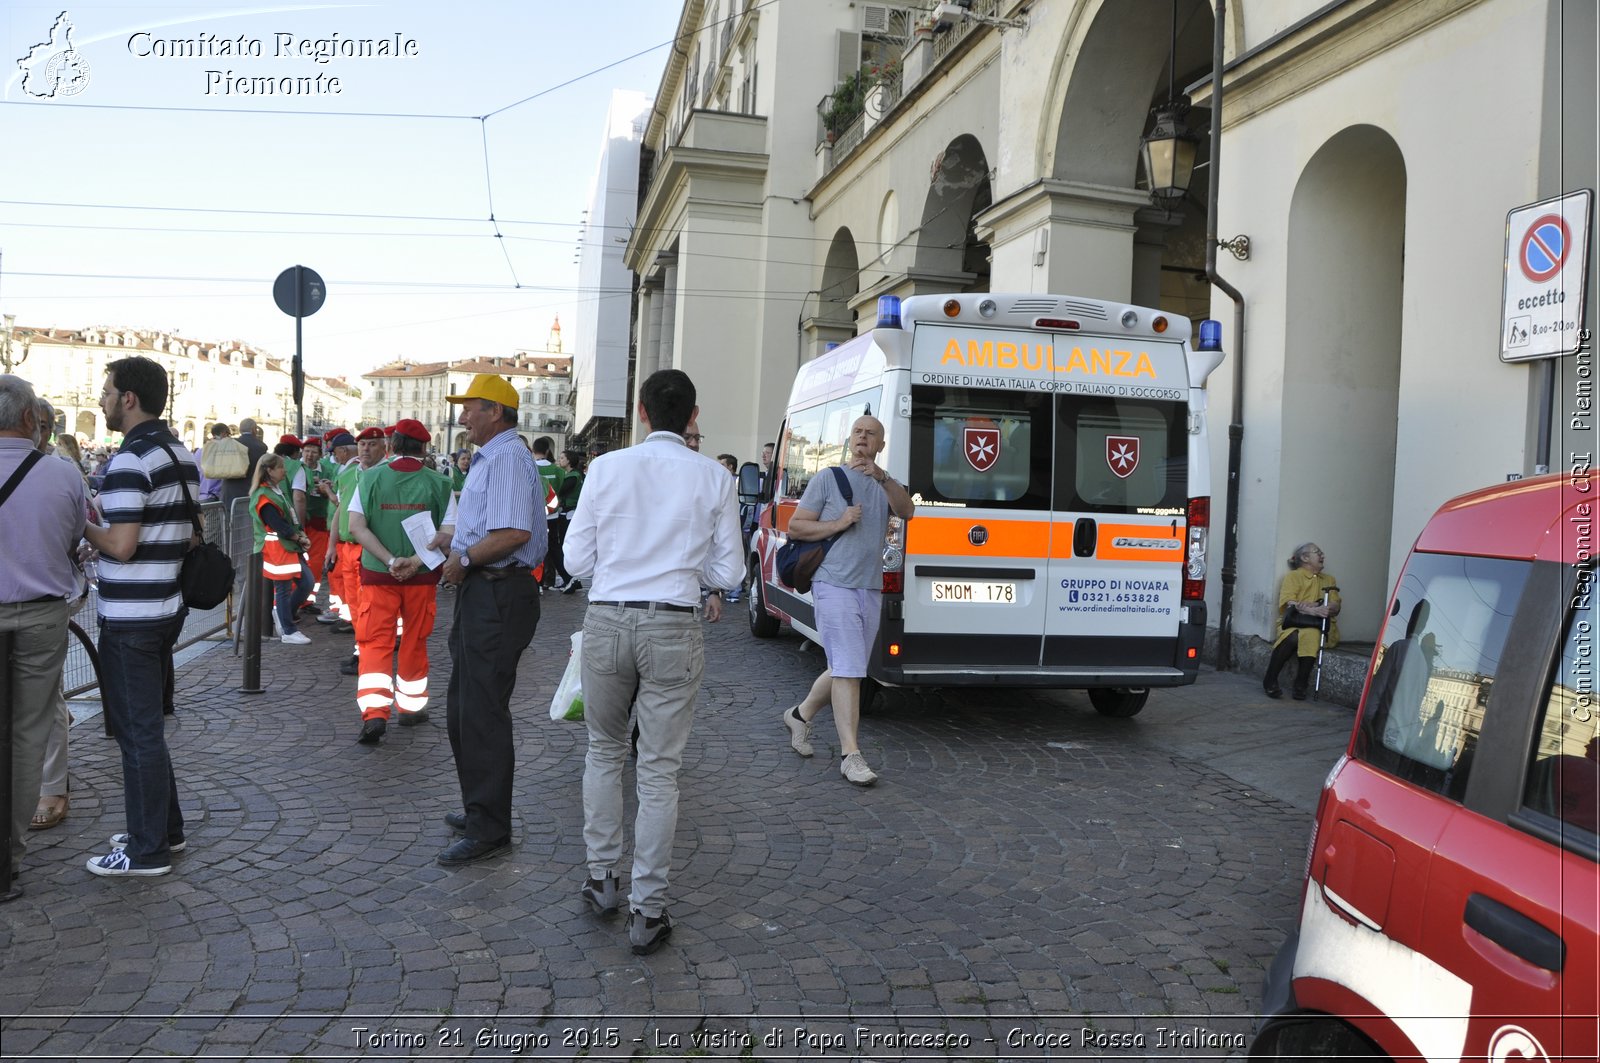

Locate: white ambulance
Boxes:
[744,292,1227,715]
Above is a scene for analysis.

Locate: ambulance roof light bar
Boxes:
[876,295,902,330]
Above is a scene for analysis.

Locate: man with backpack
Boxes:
[779,415,913,786]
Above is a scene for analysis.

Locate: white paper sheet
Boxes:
[400,510,447,570]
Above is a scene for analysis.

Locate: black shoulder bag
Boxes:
[153,439,235,610]
[775,467,854,594]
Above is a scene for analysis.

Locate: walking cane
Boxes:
[1312,588,1337,700]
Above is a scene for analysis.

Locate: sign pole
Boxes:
[294,265,305,438]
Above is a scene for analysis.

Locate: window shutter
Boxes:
[835,30,862,83]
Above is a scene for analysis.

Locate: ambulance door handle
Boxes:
[1073,518,1097,558]
[1464,893,1566,972]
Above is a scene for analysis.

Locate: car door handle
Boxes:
[1073,517,1097,558]
[1464,893,1565,972]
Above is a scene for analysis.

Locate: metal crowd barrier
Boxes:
[62,498,253,696]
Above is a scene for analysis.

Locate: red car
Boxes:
[1252,470,1598,1061]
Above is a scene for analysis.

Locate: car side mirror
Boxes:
[737,462,763,504]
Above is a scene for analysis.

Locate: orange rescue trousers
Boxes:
[333,540,363,624]
[355,582,437,722]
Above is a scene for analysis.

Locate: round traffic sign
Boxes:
[1519,214,1569,283]
[272,265,326,318]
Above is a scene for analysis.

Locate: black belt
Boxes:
[19,594,67,604]
[471,565,531,581]
[593,600,695,613]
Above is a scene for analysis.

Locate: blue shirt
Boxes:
[450,427,545,568]
[0,438,87,603]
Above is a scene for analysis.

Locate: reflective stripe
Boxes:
[395,676,427,695]
[264,532,280,541]
[358,673,395,690]
[356,692,394,710]
[263,560,303,576]
[394,689,429,711]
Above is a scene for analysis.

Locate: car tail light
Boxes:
[1298,756,1346,918]
[882,571,903,594]
[1183,496,1209,600]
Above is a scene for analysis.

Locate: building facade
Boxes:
[363,353,573,453]
[10,324,362,449]
[572,90,652,454]
[623,0,1596,660]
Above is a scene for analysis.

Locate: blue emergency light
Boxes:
[876,295,902,329]
[1197,319,1223,351]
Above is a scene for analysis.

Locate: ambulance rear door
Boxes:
[1041,376,1190,677]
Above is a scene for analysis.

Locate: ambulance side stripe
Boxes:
[905,516,1050,558]
[1295,879,1471,1063]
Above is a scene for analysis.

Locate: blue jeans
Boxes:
[274,568,313,634]
[99,612,186,867]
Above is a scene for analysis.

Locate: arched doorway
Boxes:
[807,227,860,360]
[914,134,991,292]
[1283,125,1406,643]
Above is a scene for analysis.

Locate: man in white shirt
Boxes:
[563,369,743,955]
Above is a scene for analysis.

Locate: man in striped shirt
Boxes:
[435,374,545,867]
[82,356,198,877]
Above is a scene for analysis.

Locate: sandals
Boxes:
[30,795,69,831]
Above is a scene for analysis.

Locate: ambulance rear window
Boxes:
[1057,398,1186,512]
[908,387,1050,509]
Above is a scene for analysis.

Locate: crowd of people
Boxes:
[3,355,924,960]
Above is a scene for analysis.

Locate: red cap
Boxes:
[355,427,385,441]
[391,418,430,444]
[323,427,348,444]
[383,425,396,437]
[278,434,302,447]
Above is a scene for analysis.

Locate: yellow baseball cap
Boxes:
[447,373,519,409]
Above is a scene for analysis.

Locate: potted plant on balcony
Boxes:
[822,69,868,140]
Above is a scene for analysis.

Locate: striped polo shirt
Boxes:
[96,419,201,625]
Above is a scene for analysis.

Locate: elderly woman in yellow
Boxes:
[1264,542,1341,700]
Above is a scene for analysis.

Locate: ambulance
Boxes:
[744,292,1227,715]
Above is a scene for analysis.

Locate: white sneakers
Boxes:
[280,630,311,645]
[840,751,878,786]
[783,706,813,757]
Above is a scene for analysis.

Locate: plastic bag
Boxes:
[550,630,584,721]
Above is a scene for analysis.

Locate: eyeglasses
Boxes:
[684,434,702,443]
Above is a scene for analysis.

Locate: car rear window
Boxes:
[1354,552,1532,802]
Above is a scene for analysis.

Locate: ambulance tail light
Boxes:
[882,516,906,594]
[1183,496,1209,600]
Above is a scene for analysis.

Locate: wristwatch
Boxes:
[459,550,472,569]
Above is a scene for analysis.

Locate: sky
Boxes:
[0,1,681,379]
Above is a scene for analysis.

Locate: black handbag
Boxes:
[154,440,235,610]
[775,468,852,593]
[1283,603,1322,629]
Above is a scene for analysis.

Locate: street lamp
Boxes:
[2,314,31,373]
[1140,99,1199,202]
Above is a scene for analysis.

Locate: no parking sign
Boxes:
[1500,190,1592,361]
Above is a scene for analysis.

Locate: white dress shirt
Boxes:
[564,431,744,607]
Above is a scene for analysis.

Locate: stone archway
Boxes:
[1282,125,1406,643]
[913,134,991,292]
[820,227,860,328]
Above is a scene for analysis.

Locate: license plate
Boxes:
[931,581,1018,604]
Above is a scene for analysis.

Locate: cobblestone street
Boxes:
[1,586,1352,1060]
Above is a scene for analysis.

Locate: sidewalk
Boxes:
[1,587,1352,1060]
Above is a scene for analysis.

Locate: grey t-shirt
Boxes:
[797,465,888,591]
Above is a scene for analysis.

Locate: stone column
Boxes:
[977,179,1152,300]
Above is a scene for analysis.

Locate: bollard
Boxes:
[1,627,19,901]
[239,551,265,695]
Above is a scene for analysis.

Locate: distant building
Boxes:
[11,324,361,448]
[363,353,572,453]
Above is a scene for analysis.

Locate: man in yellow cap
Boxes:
[436,374,544,866]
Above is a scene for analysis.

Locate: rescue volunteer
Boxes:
[330,427,386,675]
[249,451,313,645]
[297,437,331,619]
[346,418,456,744]
[319,431,357,629]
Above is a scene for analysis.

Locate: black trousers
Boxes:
[446,570,540,843]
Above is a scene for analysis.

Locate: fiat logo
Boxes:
[969,525,988,546]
